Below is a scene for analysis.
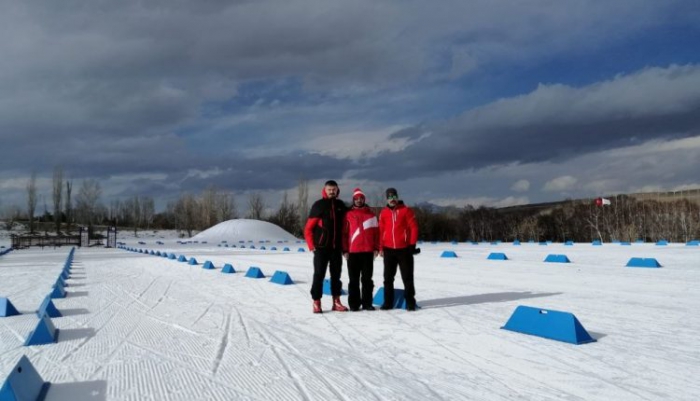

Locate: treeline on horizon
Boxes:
[4,172,699,243]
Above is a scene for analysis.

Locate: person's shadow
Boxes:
[47,380,108,400]
[419,291,562,309]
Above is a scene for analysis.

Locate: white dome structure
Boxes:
[191,219,298,243]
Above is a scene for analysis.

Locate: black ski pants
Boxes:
[310,248,343,300]
[382,247,415,308]
[347,252,375,309]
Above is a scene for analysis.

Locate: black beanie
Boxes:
[386,187,398,198]
[324,180,339,187]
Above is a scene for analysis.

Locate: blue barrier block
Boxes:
[250,245,256,249]
[283,247,290,251]
[528,240,535,243]
[544,254,571,263]
[564,241,574,246]
[270,247,277,251]
[50,283,66,299]
[1,297,20,317]
[245,267,265,279]
[202,261,215,270]
[0,355,50,401]
[487,253,508,261]
[656,240,668,246]
[177,255,187,262]
[231,245,236,248]
[686,240,699,246]
[188,258,198,265]
[626,258,662,268]
[156,251,162,256]
[54,277,66,288]
[240,245,246,249]
[635,239,645,243]
[592,240,602,246]
[451,240,458,245]
[168,253,176,260]
[513,240,521,245]
[372,287,409,309]
[322,278,347,295]
[620,242,631,246]
[149,250,155,255]
[221,264,236,274]
[270,271,294,285]
[298,248,305,252]
[440,251,457,258]
[36,295,61,318]
[539,241,548,246]
[501,305,595,345]
[24,315,58,346]
[260,246,266,250]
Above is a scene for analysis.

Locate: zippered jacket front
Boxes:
[378,203,418,251]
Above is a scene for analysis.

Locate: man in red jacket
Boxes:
[304,180,349,314]
[342,188,379,311]
[379,187,418,311]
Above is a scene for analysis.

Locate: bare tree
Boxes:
[1,204,22,230]
[65,180,73,233]
[141,196,155,230]
[296,178,309,234]
[76,179,102,227]
[269,192,298,234]
[217,191,237,221]
[200,186,219,228]
[247,192,265,220]
[131,196,141,236]
[52,166,63,233]
[26,171,38,234]
[173,193,199,237]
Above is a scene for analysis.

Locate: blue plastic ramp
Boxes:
[270,271,294,285]
[487,253,508,261]
[626,258,662,268]
[245,267,265,278]
[544,254,570,263]
[501,305,595,345]
[372,287,408,309]
[24,315,59,346]
[0,297,20,317]
[0,355,50,401]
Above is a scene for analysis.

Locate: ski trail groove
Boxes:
[212,310,232,377]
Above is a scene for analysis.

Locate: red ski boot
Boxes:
[332,297,348,312]
[313,300,322,314]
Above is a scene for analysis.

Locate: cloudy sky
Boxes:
[1,0,699,211]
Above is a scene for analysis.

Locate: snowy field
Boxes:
[1,231,699,400]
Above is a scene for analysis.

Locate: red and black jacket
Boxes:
[304,188,348,251]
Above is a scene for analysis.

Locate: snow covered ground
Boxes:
[1,231,699,400]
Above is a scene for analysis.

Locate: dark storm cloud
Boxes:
[2,0,698,205]
[356,65,700,180]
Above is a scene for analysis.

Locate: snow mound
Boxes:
[191,219,298,242]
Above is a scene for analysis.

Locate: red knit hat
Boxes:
[352,188,365,200]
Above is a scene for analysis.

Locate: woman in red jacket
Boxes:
[379,187,418,311]
[343,188,379,311]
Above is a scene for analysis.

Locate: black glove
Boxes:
[409,244,420,255]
